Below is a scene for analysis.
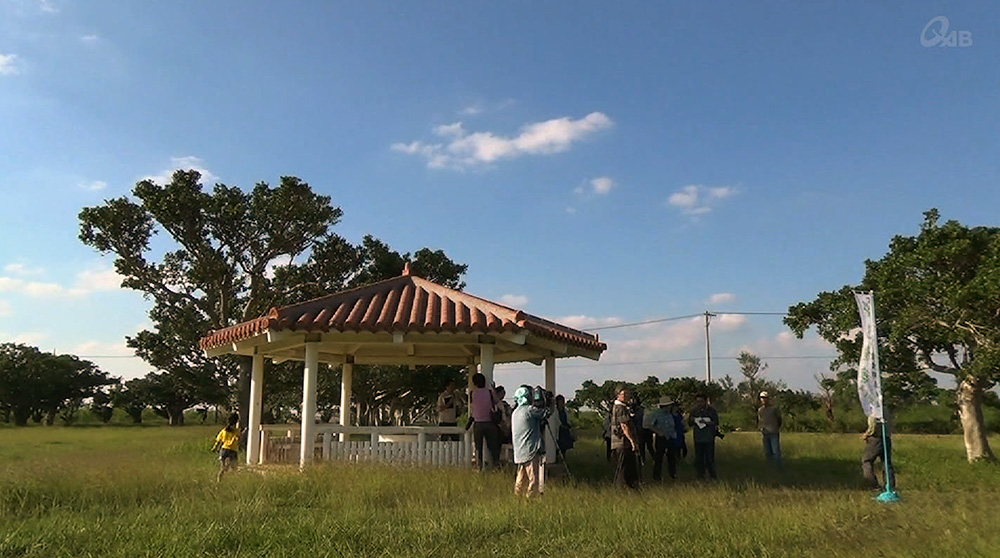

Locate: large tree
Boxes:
[79,170,466,427]
[785,210,1000,461]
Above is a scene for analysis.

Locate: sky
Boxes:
[1,1,998,400]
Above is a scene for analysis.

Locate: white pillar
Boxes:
[300,342,319,468]
[477,345,496,466]
[466,363,476,400]
[339,362,353,442]
[480,344,495,385]
[544,355,556,394]
[544,355,557,464]
[247,354,264,465]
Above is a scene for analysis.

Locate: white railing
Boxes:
[259,424,473,467]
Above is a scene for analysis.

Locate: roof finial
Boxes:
[402,261,412,276]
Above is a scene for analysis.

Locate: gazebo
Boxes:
[198,264,608,468]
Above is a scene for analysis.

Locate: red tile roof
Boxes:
[199,267,607,354]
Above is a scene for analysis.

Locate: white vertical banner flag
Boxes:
[854,292,884,420]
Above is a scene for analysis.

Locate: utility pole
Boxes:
[704,311,715,383]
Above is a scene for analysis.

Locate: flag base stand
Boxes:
[876,489,901,503]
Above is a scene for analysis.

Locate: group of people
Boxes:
[604,384,893,492]
[211,377,891,493]
[440,374,576,498]
[606,385,785,489]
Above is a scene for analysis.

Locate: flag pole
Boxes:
[868,290,900,503]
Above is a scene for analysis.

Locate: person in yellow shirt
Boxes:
[211,412,241,481]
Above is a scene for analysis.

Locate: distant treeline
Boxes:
[569,374,1000,436]
[0,342,465,428]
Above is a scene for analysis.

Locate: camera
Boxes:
[531,385,553,408]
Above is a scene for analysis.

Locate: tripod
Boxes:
[537,417,573,494]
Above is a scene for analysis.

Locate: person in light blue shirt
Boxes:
[644,396,677,481]
[511,386,549,498]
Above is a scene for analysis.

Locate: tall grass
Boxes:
[1,426,999,557]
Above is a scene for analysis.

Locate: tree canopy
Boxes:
[79,170,467,425]
[0,344,113,426]
[785,209,1000,461]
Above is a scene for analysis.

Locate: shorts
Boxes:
[219,448,238,462]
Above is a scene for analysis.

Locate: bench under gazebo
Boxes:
[199,264,608,468]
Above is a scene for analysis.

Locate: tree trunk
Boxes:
[13,406,30,426]
[956,378,997,462]
[45,409,57,426]
[168,406,185,426]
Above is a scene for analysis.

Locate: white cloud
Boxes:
[459,98,515,117]
[393,112,613,170]
[590,176,614,195]
[39,0,59,14]
[728,330,839,389]
[75,267,122,292]
[714,313,747,331]
[4,263,44,276]
[500,294,529,307]
[616,317,705,355]
[433,122,465,138]
[144,156,219,185]
[0,51,20,76]
[80,34,100,45]
[72,339,132,356]
[0,265,123,298]
[708,186,736,199]
[79,180,107,191]
[23,282,66,297]
[0,298,10,317]
[0,277,23,291]
[566,206,577,214]
[667,184,739,216]
[708,292,736,305]
[0,331,49,345]
[668,185,699,209]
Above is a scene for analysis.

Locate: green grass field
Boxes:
[1,426,999,557]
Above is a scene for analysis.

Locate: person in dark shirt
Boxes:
[687,393,721,480]
[667,398,688,479]
[610,385,642,489]
[555,395,575,453]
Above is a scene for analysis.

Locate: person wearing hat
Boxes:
[757,391,783,467]
[643,395,678,482]
[511,385,549,498]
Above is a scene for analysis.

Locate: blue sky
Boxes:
[1,1,998,398]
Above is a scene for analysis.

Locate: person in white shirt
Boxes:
[436,379,463,441]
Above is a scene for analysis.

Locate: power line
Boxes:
[718,311,788,316]
[497,354,837,372]
[590,313,702,331]
[590,311,788,331]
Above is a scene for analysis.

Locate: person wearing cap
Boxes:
[511,385,549,498]
[643,395,678,482]
[757,391,783,468]
[611,384,642,489]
